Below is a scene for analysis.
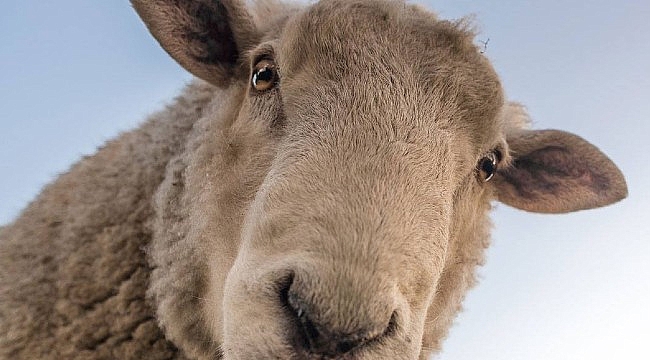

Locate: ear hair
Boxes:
[132,0,260,86]
[493,129,627,213]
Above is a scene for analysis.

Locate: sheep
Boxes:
[0,0,628,359]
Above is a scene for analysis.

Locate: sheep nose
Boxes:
[280,275,397,356]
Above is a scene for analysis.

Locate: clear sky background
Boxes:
[1,1,648,359]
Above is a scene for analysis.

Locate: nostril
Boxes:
[299,311,322,345]
[285,285,323,348]
[336,338,358,354]
[278,272,313,350]
[385,310,398,336]
[278,271,294,308]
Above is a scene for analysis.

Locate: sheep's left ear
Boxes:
[492,129,628,213]
[131,0,260,87]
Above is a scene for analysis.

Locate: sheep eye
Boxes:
[252,59,277,92]
[477,151,500,182]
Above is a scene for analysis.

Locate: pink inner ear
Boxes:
[494,129,627,213]
[182,1,240,66]
[503,145,612,199]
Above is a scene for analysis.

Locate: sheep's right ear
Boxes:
[131,0,260,87]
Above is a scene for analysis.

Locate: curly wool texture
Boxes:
[0,81,215,360]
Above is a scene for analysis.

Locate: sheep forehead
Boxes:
[279,0,471,74]
[275,0,505,145]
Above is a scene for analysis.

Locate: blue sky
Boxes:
[1,1,648,359]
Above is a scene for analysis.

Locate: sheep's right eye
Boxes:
[477,151,500,182]
[252,59,278,92]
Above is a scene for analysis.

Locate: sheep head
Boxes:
[132,1,627,359]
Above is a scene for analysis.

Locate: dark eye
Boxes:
[477,151,500,182]
[251,59,277,92]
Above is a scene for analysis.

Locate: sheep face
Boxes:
[133,1,627,359]
[221,3,505,359]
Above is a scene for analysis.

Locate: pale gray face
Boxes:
[221,2,505,358]
[132,0,627,359]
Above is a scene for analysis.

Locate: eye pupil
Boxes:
[478,152,499,182]
[251,59,277,91]
[481,159,495,176]
[255,68,274,82]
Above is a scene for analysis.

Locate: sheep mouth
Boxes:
[277,273,399,360]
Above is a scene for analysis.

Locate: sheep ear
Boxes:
[131,0,260,87]
[492,129,627,213]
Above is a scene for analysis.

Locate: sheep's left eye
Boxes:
[252,59,277,92]
[477,152,500,182]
